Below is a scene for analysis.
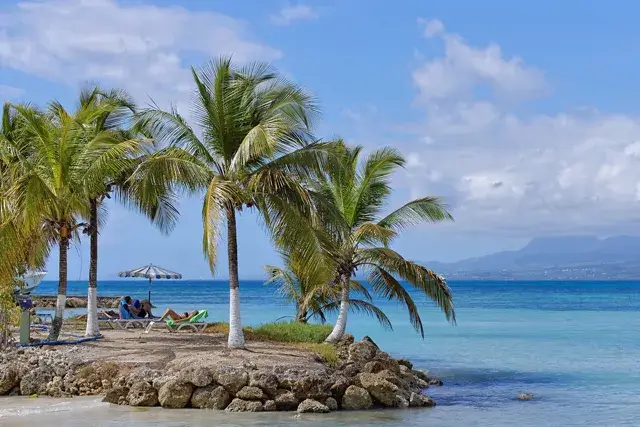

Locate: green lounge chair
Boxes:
[145,310,209,333]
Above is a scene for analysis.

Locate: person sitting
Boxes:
[132,298,154,318]
[159,308,199,322]
[121,296,153,319]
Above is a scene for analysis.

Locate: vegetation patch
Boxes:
[295,343,339,367]
[248,321,332,344]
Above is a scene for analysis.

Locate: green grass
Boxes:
[249,321,333,344]
[204,321,333,344]
[296,343,339,367]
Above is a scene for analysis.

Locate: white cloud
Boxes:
[346,19,640,237]
[0,0,281,106]
[417,18,445,38]
[414,18,545,101]
[270,4,318,26]
[402,101,640,235]
[0,84,24,99]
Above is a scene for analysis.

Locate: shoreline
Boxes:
[0,330,441,413]
[31,295,121,309]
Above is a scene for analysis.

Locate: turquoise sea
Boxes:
[2,280,640,426]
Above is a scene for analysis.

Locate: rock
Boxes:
[335,334,355,360]
[325,397,338,411]
[102,386,129,405]
[395,394,410,408]
[0,365,19,395]
[412,370,429,382]
[178,366,213,387]
[372,352,401,374]
[329,374,351,403]
[278,369,332,401]
[274,389,299,411]
[45,376,67,398]
[225,398,263,412]
[348,340,378,363]
[236,386,266,400]
[66,297,86,308]
[339,363,361,378]
[297,398,330,413]
[152,375,177,391]
[158,379,194,409]
[342,385,373,410]
[20,366,53,396]
[216,367,249,395]
[416,378,429,389]
[263,400,277,411]
[362,336,380,350]
[191,385,231,409]
[363,361,385,374]
[518,393,534,401]
[127,381,158,407]
[375,369,405,389]
[409,392,435,407]
[429,379,444,386]
[249,370,279,398]
[356,373,398,407]
[396,358,413,370]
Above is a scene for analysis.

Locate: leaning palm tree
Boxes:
[265,251,391,327]
[76,86,179,337]
[137,56,329,348]
[305,143,456,343]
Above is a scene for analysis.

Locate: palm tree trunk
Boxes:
[85,198,100,337]
[226,206,245,349]
[48,234,69,341]
[325,276,349,343]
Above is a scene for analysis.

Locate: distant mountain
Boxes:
[422,235,640,280]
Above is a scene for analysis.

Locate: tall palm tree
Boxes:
[138,56,328,348]
[303,143,457,343]
[0,104,52,347]
[76,86,179,337]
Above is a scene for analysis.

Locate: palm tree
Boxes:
[76,86,179,337]
[303,143,456,343]
[138,56,329,348]
[265,251,391,327]
[3,99,135,340]
[0,104,52,347]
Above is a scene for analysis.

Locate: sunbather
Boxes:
[159,309,199,322]
[123,296,153,318]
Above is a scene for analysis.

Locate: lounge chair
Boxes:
[144,310,209,333]
[110,300,156,330]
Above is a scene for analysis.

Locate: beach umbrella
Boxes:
[117,264,182,304]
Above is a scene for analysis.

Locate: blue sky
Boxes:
[3,0,640,280]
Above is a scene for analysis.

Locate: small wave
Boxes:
[0,397,104,419]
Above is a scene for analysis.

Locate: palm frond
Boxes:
[321,298,393,330]
[378,197,453,232]
[358,247,456,325]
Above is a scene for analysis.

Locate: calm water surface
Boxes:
[1,280,639,426]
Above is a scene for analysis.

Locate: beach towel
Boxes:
[119,300,133,319]
[166,309,209,327]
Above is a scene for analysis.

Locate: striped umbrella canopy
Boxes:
[118,264,182,303]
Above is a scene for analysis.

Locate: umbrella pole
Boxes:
[148,277,151,305]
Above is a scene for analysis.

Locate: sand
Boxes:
[30,328,327,371]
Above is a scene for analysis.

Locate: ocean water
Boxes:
[2,280,640,426]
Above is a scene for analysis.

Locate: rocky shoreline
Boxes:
[0,336,442,413]
[31,295,121,309]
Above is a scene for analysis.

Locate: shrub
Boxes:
[249,321,332,344]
